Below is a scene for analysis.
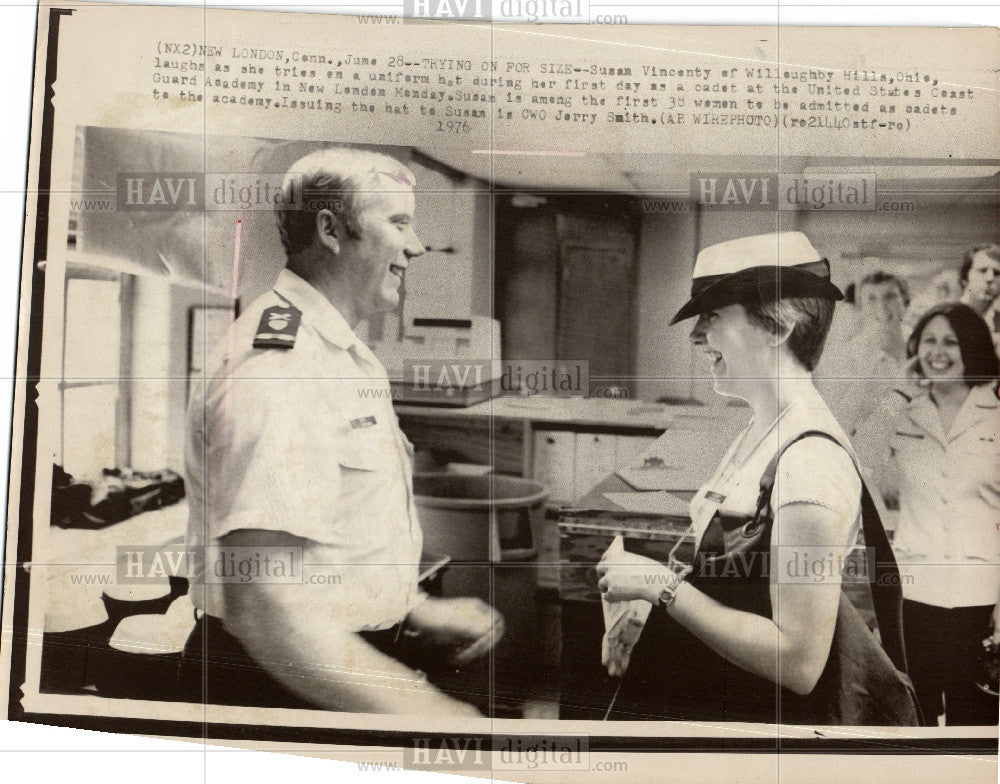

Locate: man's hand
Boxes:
[218,530,485,715]
[405,597,504,666]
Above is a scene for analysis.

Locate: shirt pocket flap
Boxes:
[888,430,925,455]
[959,425,999,459]
[338,431,384,471]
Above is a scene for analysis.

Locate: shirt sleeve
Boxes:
[202,364,345,545]
[773,437,862,526]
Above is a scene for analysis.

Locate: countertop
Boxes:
[396,396,745,431]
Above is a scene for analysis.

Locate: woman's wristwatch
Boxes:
[656,560,693,610]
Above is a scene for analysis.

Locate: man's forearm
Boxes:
[221,581,478,715]
[212,528,479,715]
[227,609,465,713]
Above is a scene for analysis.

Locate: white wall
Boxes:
[124,146,495,470]
[128,278,230,472]
[128,278,173,471]
[633,205,699,402]
[630,200,997,406]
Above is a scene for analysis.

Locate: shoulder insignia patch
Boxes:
[253,304,301,349]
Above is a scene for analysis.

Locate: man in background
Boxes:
[182,147,502,715]
[817,270,910,438]
[959,243,1000,354]
[902,266,963,338]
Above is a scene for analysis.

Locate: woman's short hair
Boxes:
[275,147,413,258]
[744,296,837,372]
[906,302,999,387]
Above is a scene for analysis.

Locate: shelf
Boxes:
[41,253,232,298]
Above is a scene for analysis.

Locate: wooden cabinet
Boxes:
[533,508,563,592]
[572,433,616,500]
[531,430,576,590]
[531,430,576,504]
[397,402,673,592]
[531,430,657,590]
[612,434,658,473]
[638,414,746,490]
[573,433,655,498]
[533,431,659,503]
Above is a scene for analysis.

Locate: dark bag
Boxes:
[774,431,921,725]
[692,430,921,726]
[51,464,186,530]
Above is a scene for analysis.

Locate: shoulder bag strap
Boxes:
[757,430,909,674]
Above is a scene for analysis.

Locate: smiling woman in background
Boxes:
[596,232,918,725]
[878,302,1000,725]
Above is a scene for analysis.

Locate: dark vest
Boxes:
[610,431,919,726]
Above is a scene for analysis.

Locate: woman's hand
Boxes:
[899,354,930,399]
[595,549,671,605]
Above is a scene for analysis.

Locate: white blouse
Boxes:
[886,383,1000,608]
[688,388,862,564]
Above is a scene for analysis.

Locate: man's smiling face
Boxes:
[342,172,425,321]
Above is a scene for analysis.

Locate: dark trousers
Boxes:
[178,615,490,713]
[902,599,997,726]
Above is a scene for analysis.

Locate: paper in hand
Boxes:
[600,535,652,677]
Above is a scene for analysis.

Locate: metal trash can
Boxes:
[413,473,549,562]
[413,474,553,712]
[412,473,549,598]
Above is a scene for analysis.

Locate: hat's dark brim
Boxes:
[669,265,844,325]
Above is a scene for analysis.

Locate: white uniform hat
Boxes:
[670,231,843,324]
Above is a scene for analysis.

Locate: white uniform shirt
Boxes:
[816,333,906,438]
[688,386,862,562]
[888,383,1000,608]
[984,300,1000,357]
[186,269,423,630]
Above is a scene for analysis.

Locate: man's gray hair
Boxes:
[275,147,414,258]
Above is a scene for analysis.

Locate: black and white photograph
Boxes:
[0,3,998,782]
